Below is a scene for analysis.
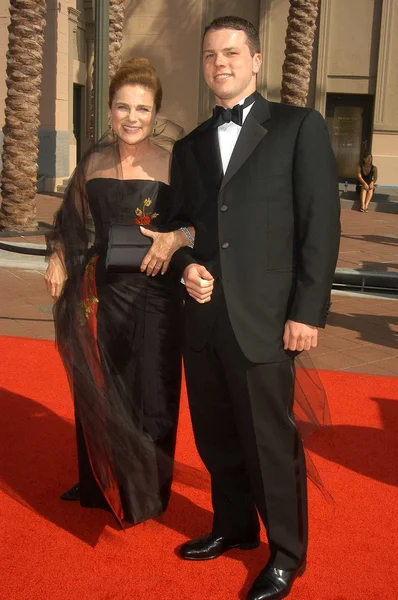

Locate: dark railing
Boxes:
[0,241,46,256]
[1,241,397,295]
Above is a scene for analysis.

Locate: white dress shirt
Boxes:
[217,97,256,173]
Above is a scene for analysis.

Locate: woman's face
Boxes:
[110,84,157,145]
[363,154,372,165]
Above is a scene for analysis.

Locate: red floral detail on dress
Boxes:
[134,215,152,225]
[133,197,158,225]
[80,255,99,327]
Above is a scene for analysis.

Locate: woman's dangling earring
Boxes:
[108,116,114,139]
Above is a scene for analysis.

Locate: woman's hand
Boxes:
[363,183,369,191]
[44,254,67,300]
[140,228,193,276]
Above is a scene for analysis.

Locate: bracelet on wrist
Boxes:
[179,226,194,248]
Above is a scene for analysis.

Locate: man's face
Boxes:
[202,28,262,106]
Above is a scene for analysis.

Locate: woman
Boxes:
[357,152,378,212]
[45,58,192,526]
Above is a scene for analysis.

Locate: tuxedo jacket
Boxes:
[169,95,340,364]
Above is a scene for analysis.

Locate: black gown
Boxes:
[56,179,183,525]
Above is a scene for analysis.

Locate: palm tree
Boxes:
[281,0,319,107]
[0,0,47,231]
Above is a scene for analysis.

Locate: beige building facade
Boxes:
[0,0,397,190]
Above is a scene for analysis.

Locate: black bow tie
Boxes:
[212,91,259,128]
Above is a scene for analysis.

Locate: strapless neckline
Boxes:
[86,178,169,186]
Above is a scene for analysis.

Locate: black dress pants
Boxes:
[183,293,307,570]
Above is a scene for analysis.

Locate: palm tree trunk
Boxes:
[109,0,125,83]
[281,0,319,107]
[0,0,47,231]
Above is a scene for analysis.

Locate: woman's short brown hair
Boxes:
[109,57,162,111]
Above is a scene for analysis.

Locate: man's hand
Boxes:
[183,264,214,304]
[283,320,318,352]
[140,229,180,276]
[44,254,67,300]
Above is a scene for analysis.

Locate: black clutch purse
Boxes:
[105,224,154,273]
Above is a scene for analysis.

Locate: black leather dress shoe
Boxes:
[60,483,80,501]
[247,561,306,600]
[179,533,260,561]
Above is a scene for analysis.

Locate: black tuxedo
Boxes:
[169,95,340,569]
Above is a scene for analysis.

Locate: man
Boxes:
[168,16,340,600]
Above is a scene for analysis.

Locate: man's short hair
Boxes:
[203,16,261,56]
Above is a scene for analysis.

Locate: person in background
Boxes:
[357,152,378,212]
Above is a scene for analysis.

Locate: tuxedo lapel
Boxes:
[193,121,223,189]
[220,96,271,191]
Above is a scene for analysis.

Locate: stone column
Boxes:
[68,7,80,174]
[373,0,398,132]
[93,0,109,142]
[85,22,94,143]
[372,0,398,184]
[38,0,70,192]
[314,0,332,116]
[198,0,214,123]
[257,0,272,97]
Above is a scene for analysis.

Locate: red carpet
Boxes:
[0,336,397,600]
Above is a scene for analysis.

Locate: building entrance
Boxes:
[325,93,374,180]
